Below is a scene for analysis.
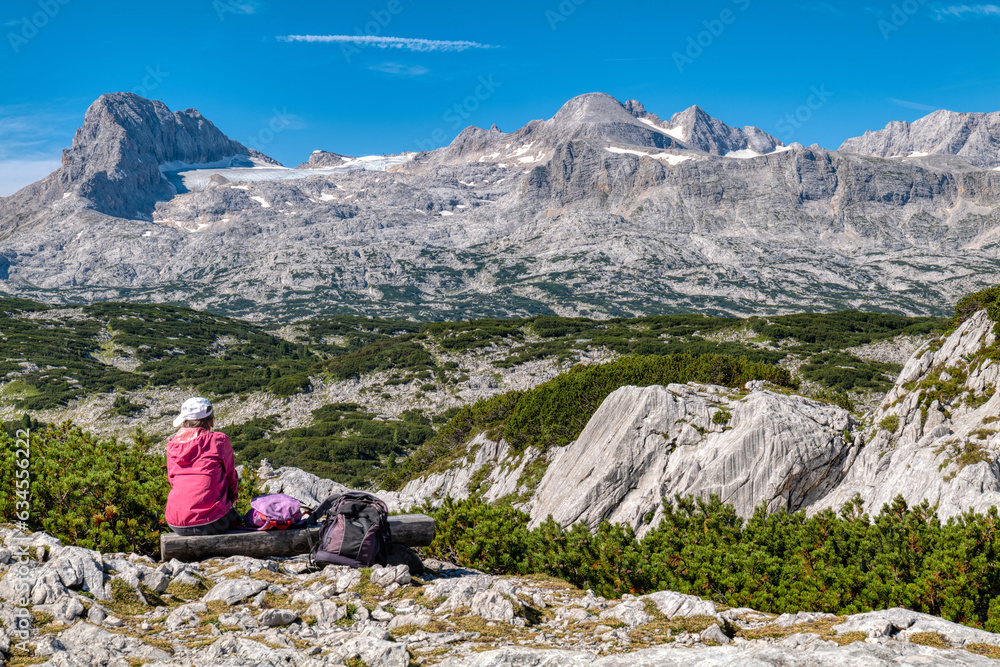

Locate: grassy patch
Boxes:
[909,631,949,648]
[629,602,718,647]
[968,643,1000,659]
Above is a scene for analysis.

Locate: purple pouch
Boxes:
[242,494,303,530]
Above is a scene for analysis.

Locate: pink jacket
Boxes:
[165,428,239,527]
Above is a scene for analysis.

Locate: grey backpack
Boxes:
[309,491,390,568]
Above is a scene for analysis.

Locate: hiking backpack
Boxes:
[242,494,304,531]
[309,491,390,568]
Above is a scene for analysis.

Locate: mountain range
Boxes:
[1,92,999,320]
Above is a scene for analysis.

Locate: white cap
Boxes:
[173,397,214,428]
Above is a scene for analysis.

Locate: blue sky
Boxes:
[1,0,999,195]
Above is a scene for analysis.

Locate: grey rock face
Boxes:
[816,309,1000,519]
[626,100,783,155]
[840,109,1000,169]
[296,150,353,169]
[2,93,1000,320]
[529,384,857,534]
[599,599,652,628]
[2,92,276,225]
[642,590,719,621]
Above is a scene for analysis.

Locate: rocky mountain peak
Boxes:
[550,92,635,126]
[666,104,782,155]
[8,92,277,224]
[839,108,1000,168]
[622,98,647,118]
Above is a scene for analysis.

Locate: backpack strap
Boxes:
[308,493,344,526]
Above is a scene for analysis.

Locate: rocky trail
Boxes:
[4,526,1000,666]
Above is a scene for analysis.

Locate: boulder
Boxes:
[203,578,269,605]
[530,384,857,534]
[469,590,516,623]
[258,608,298,627]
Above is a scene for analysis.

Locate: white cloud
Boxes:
[277,35,499,52]
[0,158,61,197]
[369,62,430,76]
[887,97,941,112]
[934,4,1000,19]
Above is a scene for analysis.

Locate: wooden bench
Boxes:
[160,514,435,562]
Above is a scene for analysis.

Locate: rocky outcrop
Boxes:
[840,109,1000,169]
[2,92,276,226]
[528,383,857,535]
[387,308,1000,532]
[3,526,1000,666]
[296,150,353,169]
[625,100,783,155]
[397,433,542,506]
[815,309,1000,518]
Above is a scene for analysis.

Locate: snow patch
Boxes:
[725,149,763,159]
[249,196,271,208]
[605,147,694,165]
[509,142,537,158]
[440,210,455,216]
[907,151,931,158]
[518,151,547,164]
[640,117,686,141]
[61,192,72,199]
[319,193,337,201]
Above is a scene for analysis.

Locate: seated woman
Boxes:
[165,397,240,536]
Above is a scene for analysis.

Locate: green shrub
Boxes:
[228,403,434,488]
[425,494,1000,630]
[879,415,900,433]
[799,353,902,394]
[712,409,732,426]
[320,339,434,380]
[422,497,532,574]
[384,354,789,489]
[0,422,169,555]
[954,285,1000,330]
[0,421,263,556]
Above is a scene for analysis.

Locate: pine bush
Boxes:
[424,494,1000,630]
